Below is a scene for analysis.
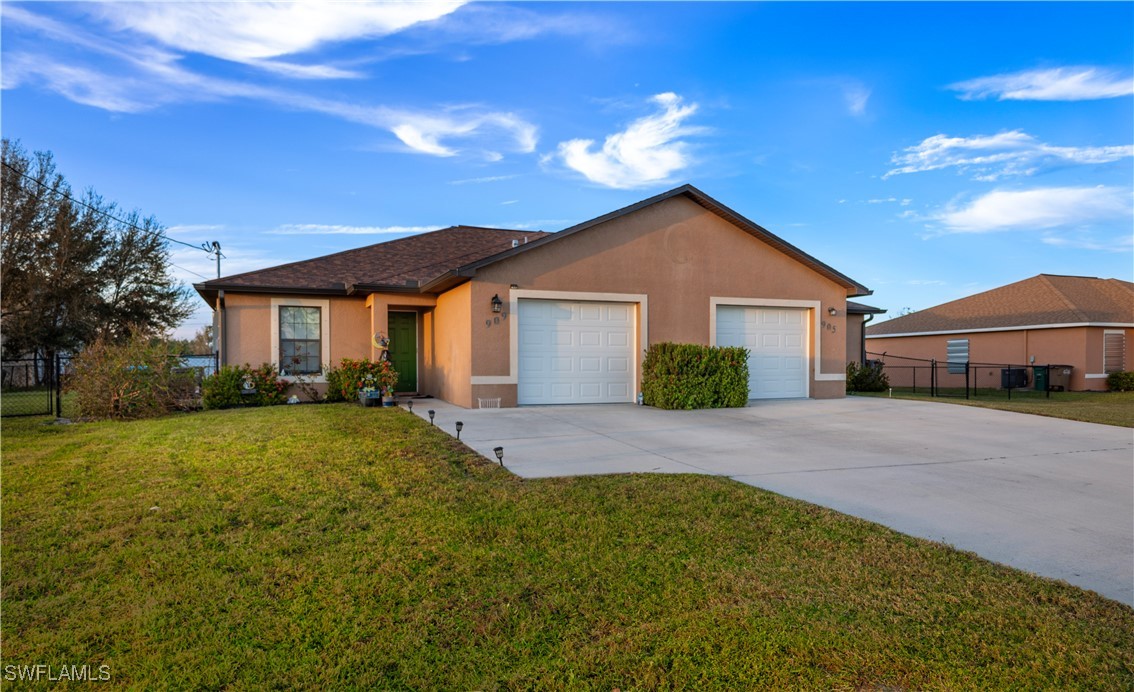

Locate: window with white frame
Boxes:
[1104,331,1125,373]
[279,306,322,375]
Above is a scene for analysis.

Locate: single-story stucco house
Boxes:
[865,274,1133,391]
[194,185,874,407]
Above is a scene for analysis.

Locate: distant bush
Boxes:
[847,359,890,393]
[67,333,197,420]
[1106,371,1134,392]
[202,363,287,409]
[642,343,749,410]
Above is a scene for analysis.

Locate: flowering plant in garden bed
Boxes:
[324,358,399,402]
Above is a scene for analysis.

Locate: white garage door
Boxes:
[518,299,635,405]
[716,306,807,399]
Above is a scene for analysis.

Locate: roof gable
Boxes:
[195,185,871,301]
[867,274,1134,337]
[451,184,871,297]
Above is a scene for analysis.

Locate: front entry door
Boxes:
[387,312,417,393]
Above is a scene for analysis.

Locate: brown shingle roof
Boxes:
[195,226,548,298]
[866,274,1134,337]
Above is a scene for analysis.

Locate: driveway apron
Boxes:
[415,397,1134,606]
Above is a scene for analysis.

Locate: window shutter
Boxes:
[946,338,969,374]
[1104,331,1125,373]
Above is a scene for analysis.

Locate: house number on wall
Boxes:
[485,312,509,328]
[820,319,837,334]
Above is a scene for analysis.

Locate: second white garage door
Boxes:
[518,299,635,405]
[716,306,808,399]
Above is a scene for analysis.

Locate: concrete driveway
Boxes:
[413,397,1134,606]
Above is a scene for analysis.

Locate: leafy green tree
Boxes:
[1,138,195,370]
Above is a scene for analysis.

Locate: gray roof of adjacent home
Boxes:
[867,274,1134,337]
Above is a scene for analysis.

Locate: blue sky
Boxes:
[3,1,1131,339]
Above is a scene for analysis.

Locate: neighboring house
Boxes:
[865,274,1134,391]
[194,185,873,408]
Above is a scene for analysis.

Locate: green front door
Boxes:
[387,312,417,393]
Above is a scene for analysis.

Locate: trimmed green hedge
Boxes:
[1106,371,1134,392]
[846,359,890,393]
[642,342,749,410]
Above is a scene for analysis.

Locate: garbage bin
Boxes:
[1048,365,1072,392]
[1034,365,1072,391]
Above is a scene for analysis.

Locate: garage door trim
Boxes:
[471,289,648,387]
[709,296,845,385]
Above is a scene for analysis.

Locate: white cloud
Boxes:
[1041,234,1134,253]
[933,186,1132,233]
[266,224,440,236]
[949,66,1134,101]
[389,111,536,158]
[842,82,871,116]
[886,130,1134,180]
[3,5,537,159]
[93,1,464,73]
[448,174,520,185]
[556,92,704,189]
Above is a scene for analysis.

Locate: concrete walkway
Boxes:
[410,397,1134,606]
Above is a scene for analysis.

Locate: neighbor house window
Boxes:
[946,338,969,374]
[1104,331,1125,373]
[279,306,322,375]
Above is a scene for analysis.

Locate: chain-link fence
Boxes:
[867,352,1072,400]
[1,353,219,418]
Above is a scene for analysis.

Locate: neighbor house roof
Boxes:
[195,184,872,303]
[195,226,548,303]
[867,274,1134,338]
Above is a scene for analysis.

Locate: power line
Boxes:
[172,263,210,280]
[2,159,215,254]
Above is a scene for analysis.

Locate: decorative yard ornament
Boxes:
[372,332,391,362]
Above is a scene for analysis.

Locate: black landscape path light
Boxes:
[407,400,413,413]
[493,446,504,466]
[428,409,435,425]
[455,421,464,440]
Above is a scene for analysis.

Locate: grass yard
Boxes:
[3,405,1132,688]
[855,389,1134,427]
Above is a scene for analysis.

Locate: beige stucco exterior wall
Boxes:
[467,195,851,403]
[846,315,867,365]
[421,282,472,407]
[866,326,1128,391]
[220,292,369,393]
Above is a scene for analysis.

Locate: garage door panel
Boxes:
[518,299,635,405]
[717,305,808,400]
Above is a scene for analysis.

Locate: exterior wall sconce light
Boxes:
[455,421,464,440]
[428,409,435,425]
[828,307,838,316]
[493,446,504,466]
[491,294,503,313]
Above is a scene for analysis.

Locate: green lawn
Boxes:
[855,389,1134,427]
[3,405,1132,688]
